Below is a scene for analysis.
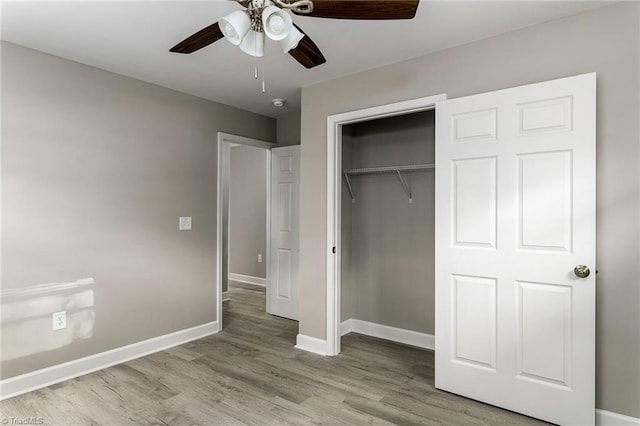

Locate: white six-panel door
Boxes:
[269,146,300,320]
[435,73,596,425]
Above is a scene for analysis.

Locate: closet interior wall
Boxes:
[341,110,435,335]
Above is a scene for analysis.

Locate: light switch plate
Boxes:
[179,217,192,230]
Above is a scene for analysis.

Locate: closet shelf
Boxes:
[343,163,435,204]
[344,163,435,176]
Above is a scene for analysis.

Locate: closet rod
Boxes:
[343,163,435,203]
[344,163,435,176]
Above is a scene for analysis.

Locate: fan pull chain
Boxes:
[254,51,258,79]
[261,57,266,93]
[254,31,260,79]
[248,32,265,92]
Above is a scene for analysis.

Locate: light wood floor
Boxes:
[1,282,547,425]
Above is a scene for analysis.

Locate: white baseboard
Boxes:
[340,318,353,336]
[0,320,220,400]
[295,334,328,356]
[597,409,640,426]
[228,273,266,287]
[341,318,435,350]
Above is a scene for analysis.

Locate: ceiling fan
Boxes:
[169,0,420,70]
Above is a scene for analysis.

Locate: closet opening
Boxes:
[339,109,436,352]
[325,93,445,356]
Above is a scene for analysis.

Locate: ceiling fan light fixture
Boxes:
[279,26,304,53]
[239,30,265,57]
[262,5,293,41]
[219,10,251,45]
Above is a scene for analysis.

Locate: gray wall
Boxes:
[342,112,435,333]
[1,42,276,379]
[299,2,639,417]
[228,145,267,279]
[276,109,301,146]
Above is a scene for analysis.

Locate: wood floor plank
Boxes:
[342,395,440,426]
[1,282,549,425]
[300,396,396,426]
[255,353,386,402]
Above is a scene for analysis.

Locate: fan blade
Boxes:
[294,0,419,20]
[170,22,224,54]
[288,25,326,69]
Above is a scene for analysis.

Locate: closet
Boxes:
[340,109,435,344]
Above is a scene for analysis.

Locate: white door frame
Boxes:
[325,94,447,356]
[216,132,274,329]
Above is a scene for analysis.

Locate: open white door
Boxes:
[268,146,300,320]
[435,73,596,425]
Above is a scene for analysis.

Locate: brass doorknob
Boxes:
[574,265,590,278]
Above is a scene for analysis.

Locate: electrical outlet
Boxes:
[179,217,192,230]
[258,254,263,263]
[53,311,67,331]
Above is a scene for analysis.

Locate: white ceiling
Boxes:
[1,1,611,118]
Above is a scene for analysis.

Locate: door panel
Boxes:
[269,146,300,320]
[452,108,498,143]
[276,249,292,298]
[452,157,497,248]
[518,96,573,135]
[278,183,292,231]
[516,281,572,388]
[435,73,595,425]
[518,151,572,251]
[452,274,497,370]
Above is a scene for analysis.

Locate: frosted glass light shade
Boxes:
[279,26,304,52]
[262,6,293,41]
[219,10,251,45]
[239,30,265,57]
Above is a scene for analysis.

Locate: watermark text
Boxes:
[1,417,45,425]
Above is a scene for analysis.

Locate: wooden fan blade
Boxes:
[294,0,419,20]
[288,25,326,69]
[170,22,224,54]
